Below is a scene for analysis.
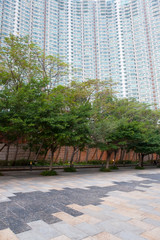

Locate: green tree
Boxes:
[0,34,68,89]
[0,34,69,166]
[90,95,160,169]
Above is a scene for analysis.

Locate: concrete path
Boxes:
[0,168,160,240]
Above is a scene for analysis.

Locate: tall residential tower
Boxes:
[0,0,160,107]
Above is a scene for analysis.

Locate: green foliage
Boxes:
[100,167,111,172]
[110,166,119,170]
[1,34,160,169]
[117,160,133,164]
[64,166,77,172]
[0,172,3,176]
[135,166,145,170]
[35,161,50,166]
[41,170,57,176]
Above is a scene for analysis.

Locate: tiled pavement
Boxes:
[0,168,160,240]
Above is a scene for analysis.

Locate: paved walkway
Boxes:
[0,168,160,240]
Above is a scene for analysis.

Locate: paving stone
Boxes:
[1,215,31,234]
[0,220,8,230]
[28,220,61,239]
[96,219,143,235]
[141,227,160,240]
[50,235,71,240]
[97,204,115,211]
[75,222,101,236]
[16,230,46,240]
[143,218,160,227]
[116,231,147,240]
[92,231,122,240]
[51,221,88,240]
[0,228,19,240]
[128,219,154,231]
[0,168,160,239]
[76,214,101,225]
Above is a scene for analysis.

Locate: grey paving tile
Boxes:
[96,219,143,235]
[0,168,160,239]
[16,230,45,240]
[116,231,147,240]
[52,221,88,240]
[81,208,113,221]
[0,220,8,230]
[28,220,60,239]
[1,215,31,234]
[42,214,61,224]
[75,222,102,236]
[143,218,160,227]
[97,204,115,211]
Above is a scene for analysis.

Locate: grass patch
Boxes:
[41,170,57,176]
[0,172,3,176]
[110,166,119,170]
[100,167,111,172]
[64,166,77,172]
[135,166,145,170]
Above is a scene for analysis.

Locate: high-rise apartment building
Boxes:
[0,0,160,107]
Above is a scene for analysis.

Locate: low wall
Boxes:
[0,143,107,162]
[0,143,156,164]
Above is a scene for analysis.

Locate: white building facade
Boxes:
[0,0,160,107]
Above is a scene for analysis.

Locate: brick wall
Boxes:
[0,143,156,163]
[0,143,107,162]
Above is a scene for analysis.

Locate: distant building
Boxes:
[0,0,160,107]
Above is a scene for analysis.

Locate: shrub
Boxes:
[0,172,3,176]
[9,159,30,166]
[110,166,119,170]
[0,161,7,166]
[35,161,50,166]
[135,166,145,170]
[100,167,111,172]
[64,166,77,172]
[41,170,57,176]
[117,160,133,165]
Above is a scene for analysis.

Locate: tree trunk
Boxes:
[85,148,90,163]
[120,148,125,165]
[27,149,31,161]
[78,150,81,163]
[34,144,43,163]
[91,148,97,160]
[138,153,141,167]
[113,150,118,166]
[12,142,19,166]
[128,151,130,161]
[76,148,79,163]
[49,148,54,171]
[5,144,10,166]
[105,151,112,169]
[43,148,49,161]
[0,143,6,152]
[99,151,104,161]
[132,152,135,161]
[63,146,68,163]
[120,148,125,161]
[140,154,144,167]
[96,148,98,160]
[55,147,61,163]
[70,147,76,167]
[151,153,154,161]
